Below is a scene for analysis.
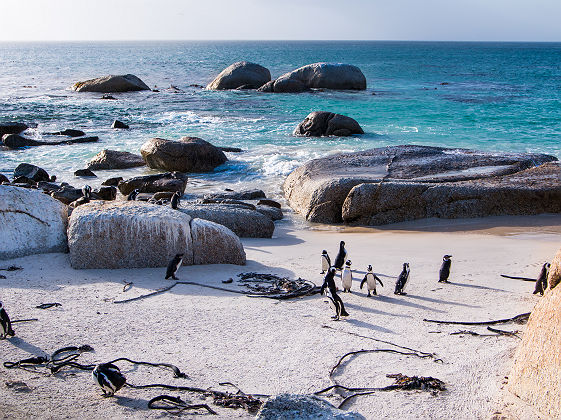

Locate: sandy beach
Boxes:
[1,213,560,419]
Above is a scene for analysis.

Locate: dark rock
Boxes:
[12,176,36,186]
[45,129,86,137]
[152,191,176,201]
[284,145,560,225]
[74,169,97,177]
[200,198,256,210]
[258,199,282,209]
[37,181,62,192]
[87,149,145,170]
[111,120,129,129]
[118,172,188,196]
[101,94,116,100]
[14,163,50,182]
[293,112,364,137]
[72,74,150,93]
[2,134,98,149]
[271,77,310,93]
[93,186,117,201]
[206,62,271,90]
[204,189,266,200]
[0,174,9,183]
[255,205,283,221]
[140,137,227,173]
[189,84,204,89]
[101,176,123,187]
[51,186,83,205]
[218,146,243,153]
[257,81,275,92]
[0,122,28,136]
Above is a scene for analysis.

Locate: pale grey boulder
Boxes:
[72,74,150,92]
[140,137,227,173]
[293,112,364,137]
[118,172,188,196]
[0,185,68,260]
[191,218,246,265]
[206,61,271,90]
[87,149,145,170]
[256,394,365,420]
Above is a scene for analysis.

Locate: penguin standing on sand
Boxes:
[533,262,551,296]
[127,189,140,201]
[165,253,184,280]
[170,192,180,209]
[0,301,15,339]
[321,267,349,321]
[92,363,126,397]
[341,260,353,292]
[394,263,410,295]
[333,241,348,270]
[320,250,331,274]
[439,255,452,283]
[361,265,384,297]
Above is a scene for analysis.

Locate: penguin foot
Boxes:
[367,293,371,297]
[172,275,179,280]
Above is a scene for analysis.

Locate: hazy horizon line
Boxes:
[1,38,561,43]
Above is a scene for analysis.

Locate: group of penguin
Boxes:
[127,188,181,209]
[320,241,453,320]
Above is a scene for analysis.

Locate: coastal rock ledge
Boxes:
[283,145,561,225]
[72,74,150,93]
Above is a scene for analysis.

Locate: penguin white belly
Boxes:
[342,269,352,291]
[366,273,376,291]
[321,256,330,272]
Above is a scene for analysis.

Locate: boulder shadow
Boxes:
[345,318,396,334]
[344,302,412,318]
[375,295,446,313]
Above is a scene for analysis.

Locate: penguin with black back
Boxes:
[72,185,92,207]
[333,241,348,270]
[92,363,126,397]
[533,262,551,296]
[0,301,15,339]
[439,255,452,283]
[320,250,331,274]
[360,265,384,297]
[341,260,353,292]
[170,192,180,209]
[127,189,140,201]
[165,253,184,280]
[321,267,349,321]
[394,263,410,295]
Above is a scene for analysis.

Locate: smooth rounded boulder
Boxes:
[206,61,271,90]
[293,112,364,137]
[191,218,246,265]
[14,163,50,182]
[140,137,227,173]
[117,172,188,196]
[87,149,146,170]
[72,74,150,93]
[0,185,68,260]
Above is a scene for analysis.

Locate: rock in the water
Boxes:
[204,189,266,201]
[256,394,365,420]
[93,186,117,201]
[206,61,271,90]
[118,172,188,195]
[283,145,560,224]
[101,177,123,187]
[111,120,129,129]
[509,277,561,418]
[0,122,28,136]
[45,129,85,137]
[191,218,246,265]
[74,169,97,177]
[140,137,227,173]
[265,63,367,93]
[14,163,50,182]
[3,134,98,149]
[218,146,243,153]
[0,185,68,260]
[257,199,282,209]
[87,149,145,170]
[72,74,150,93]
[0,174,9,183]
[178,204,275,238]
[293,112,364,137]
[547,247,561,290]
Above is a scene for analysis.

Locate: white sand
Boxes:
[1,214,560,419]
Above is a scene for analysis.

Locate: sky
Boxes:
[1,0,561,42]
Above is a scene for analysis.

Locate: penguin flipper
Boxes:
[376,276,384,287]
[360,277,366,289]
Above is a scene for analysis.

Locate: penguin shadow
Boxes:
[404,294,480,309]
[6,336,47,357]
[352,270,396,279]
[345,319,396,334]
[375,295,446,313]
[447,281,508,293]
[113,395,150,411]
[344,302,412,319]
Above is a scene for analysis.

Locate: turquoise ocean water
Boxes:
[0,41,560,197]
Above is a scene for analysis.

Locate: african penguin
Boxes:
[333,241,348,270]
[127,189,140,201]
[0,301,15,339]
[533,262,551,296]
[360,265,384,297]
[170,192,180,209]
[439,255,452,283]
[320,250,331,274]
[394,263,410,295]
[321,267,349,321]
[82,185,92,200]
[341,260,353,293]
[92,363,126,397]
[165,253,184,280]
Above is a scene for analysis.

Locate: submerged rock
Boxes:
[87,149,145,170]
[111,120,129,129]
[118,172,188,195]
[284,145,560,225]
[206,61,271,90]
[74,169,97,177]
[2,134,98,149]
[0,185,68,260]
[101,176,123,187]
[256,394,364,420]
[140,137,227,173]
[293,111,364,137]
[72,74,150,92]
[45,129,85,137]
[0,122,28,136]
[14,163,50,182]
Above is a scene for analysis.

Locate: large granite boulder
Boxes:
[140,137,227,173]
[191,218,246,265]
[293,112,364,137]
[509,275,561,418]
[0,122,27,136]
[87,149,145,170]
[72,74,150,92]
[262,63,367,93]
[256,394,364,420]
[14,163,50,182]
[206,61,271,90]
[179,203,275,238]
[118,172,188,196]
[547,247,561,290]
[0,185,68,260]
[283,145,560,224]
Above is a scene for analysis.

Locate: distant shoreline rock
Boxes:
[72,74,150,93]
[206,62,271,90]
[87,149,145,170]
[293,112,364,137]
